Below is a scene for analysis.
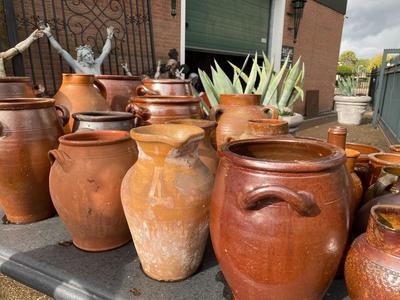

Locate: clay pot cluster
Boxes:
[1,76,400,299]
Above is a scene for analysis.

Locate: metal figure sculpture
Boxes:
[41,24,114,74]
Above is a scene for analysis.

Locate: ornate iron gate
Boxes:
[3,0,155,95]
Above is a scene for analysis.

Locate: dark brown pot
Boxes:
[166,119,218,174]
[96,75,141,111]
[346,149,363,218]
[368,153,400,186]
[49,131,137,251]
[235,119,289,140]
[0,98,68,223]
[72,111,135,132]
[127,95,202,125]
[345,205,400,299]
[0,77,35,98]
[135,79,194,96]
[210,138,351,299]
[210,94,279,149]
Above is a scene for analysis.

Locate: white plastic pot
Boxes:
[280,113,304,133]
[334,96,371,125]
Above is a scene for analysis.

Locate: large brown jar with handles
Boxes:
[345,205,400,299]
[210,138,351,299]
[210,94,279,149]
[49,131,137,251]
[54,74,108,132]
[135,79,194,96]
[0,98,69,223]
[121,124,214,281]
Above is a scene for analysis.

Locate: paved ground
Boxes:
[0,112,390,300]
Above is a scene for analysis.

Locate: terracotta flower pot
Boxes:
[368,153,400,186]
[121,124,214,281]
[95,75,142,111]
[210,94,279,149]
[72,111,135,132]
[127,95,202,125]
[0,77,35,98]
[211,138,351,299]
[345,205,400,299]
[166,119,218,174]
[232,119,289,141]
[0,98,68,223]
[49,131,137,251]
[135,79,194,96]
[54,74,109,132]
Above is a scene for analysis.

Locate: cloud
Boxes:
[340,0,400,58]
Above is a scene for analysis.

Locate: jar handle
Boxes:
[262,105,279,119]
[93,78,107,99]
[55,105,70,127]
[125,103,151,127]
[239,185,319,217]
[209,106,224,122]
[48,149,73,172]
[135,84,160,96]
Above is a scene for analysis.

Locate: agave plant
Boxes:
[337,77,357,96]
[198,52,305,116]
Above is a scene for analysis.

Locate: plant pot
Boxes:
[334,95,371,125]
[121,124,214,281]
[54,74,109,132]
[368,153,400,186]
[166,119,218,174]
[211,138,351,299]
[72,111,135,132]
[96,75,141,111]
[49,131,137,251]
[280,112,304,133]
[127,96,202,125]
[0,98,68,223]
[135,79,194,96]
[345,205,400,299]
[210,94,279,149]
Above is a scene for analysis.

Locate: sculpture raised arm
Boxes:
[95,26,114,65]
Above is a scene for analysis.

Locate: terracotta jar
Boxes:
[121,124,214,281]
[54,74,108,131]
[346,143,384,190]
[0,77,35,98]
[127,95,202,125]
[210,94,279,149]
[72,111,135,132]
[49,131,137,251]
[368,153,400,186]
[135,79,194,96]
[346,148,363,218]
[166,119,218,174]
[345,205,400,299]
[327,126,347,149]
[210,138,351,299]
[390,144,400,153]
[234,119,289,140]
[0,98,68,223]
[96,75,141,111]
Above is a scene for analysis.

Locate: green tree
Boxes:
[339,51,358,67]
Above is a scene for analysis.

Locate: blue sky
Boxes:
[340,0,400,58]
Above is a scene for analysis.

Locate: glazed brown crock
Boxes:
[127,95,202,125]
[72,111,135,132]
[0,77,35,98]
[346,148,363,218]
[49,131,137,251]
[368,153,400,186]
[210,138,351,299]
[235,119,289,140]
[96,74,141,111]
[345,205,400,299]
[135,79,194,96]
[0,98,68,223]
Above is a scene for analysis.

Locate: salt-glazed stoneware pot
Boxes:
[0,98,68,223]
[135,79,194,96]
[210,94,279,149]
[121,124,214,281]
[49,131,137,251]
[368,153,400,186]
[96,74,141,111]
[210,138,351,299]
[166,119,218,174]
[0,77,35,98]
[127,95,202,125]
[345,205,400,299]
[72,111,135,132]
[54,74,108,131]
